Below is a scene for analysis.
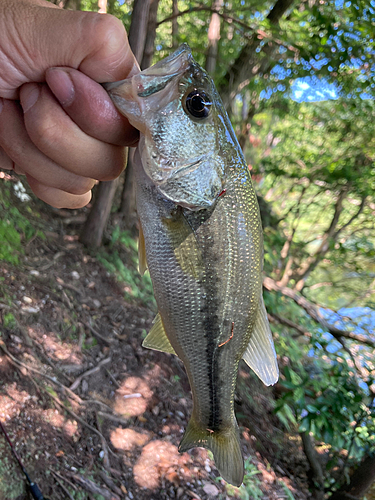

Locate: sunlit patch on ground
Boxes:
[110,427,151,451]
[133,440,191,489]
[29,326,82,363]
[42,409,79,439]
[162,422,183,435]
[114,376,153,417]
[0,383,32,420]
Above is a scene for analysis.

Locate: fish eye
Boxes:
[183,90,212,119]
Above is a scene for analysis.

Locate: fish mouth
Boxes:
[104,44,193,96]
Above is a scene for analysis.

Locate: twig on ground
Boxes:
[80,399,114,412]
[96,412,111,470]
[84,322,115,346]
[98,471,123,497]
[0,302,12,310]
[51,470,75,500]
[0,340,82,404]
[69,357,112,391]
[97,411,131,426]
[50,470,78,491]
[105,369,121,388]
[66,472,121,500]
[40,385,113,451]
[56,277,85,298]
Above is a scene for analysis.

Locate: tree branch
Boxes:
[157,5,256,32]
[218,0,296,105]
[263,277,375,347]
[333,196,367,239]
[268,312,311,338]
[293,188,348,291]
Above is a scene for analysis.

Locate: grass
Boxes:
[96,228,156,307]
[219,459,263,500]
[0,183,44,265]
[0,445,26,500]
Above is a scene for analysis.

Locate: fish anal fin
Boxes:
[179,415,244,487]
[242,295,279,386]
[138,222,148,276]
[142,313,177,355]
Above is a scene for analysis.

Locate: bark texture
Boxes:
[79,179,121,248]
[171,0,179,49]
[300,432,325,500]
[128,0,152,63]
[119,0,153,227]
[141,0,160,69]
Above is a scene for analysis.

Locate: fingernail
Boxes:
[46,68,75,107]
[0,98,3,114]
[20,84,40,113]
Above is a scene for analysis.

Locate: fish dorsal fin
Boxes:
[138,222,148,276]
[142,313,177,355]
[242,295,279,386]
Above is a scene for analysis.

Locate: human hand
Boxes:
[0,0,139,208]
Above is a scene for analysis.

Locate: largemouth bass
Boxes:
[105,44,278,487]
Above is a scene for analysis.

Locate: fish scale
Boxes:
[105,44,279,487]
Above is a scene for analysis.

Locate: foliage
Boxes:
[3,0,375,495]
[0,447,26,500]
[2,312,17,330]
[221,459,263,500]
[0,182,40,264]
[96,228,155,307]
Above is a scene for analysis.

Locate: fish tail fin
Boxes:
[178,415,244,487]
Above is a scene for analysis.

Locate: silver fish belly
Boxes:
[105,44,279,487]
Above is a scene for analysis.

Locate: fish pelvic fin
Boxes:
[242,295,279,386]
[142,313,177,355]
[179,416,244,487]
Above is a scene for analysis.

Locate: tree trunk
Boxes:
[171,0,179,49]
[330,454,375,500]
[128,0,152,63]
[205,0,223,75]
[118,0,152,228]
[79,178,120,248]
[300,431,325,500]
[141,0,160,69]
[118,148,137,226]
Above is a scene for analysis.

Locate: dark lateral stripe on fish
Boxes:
[200,230,223,431]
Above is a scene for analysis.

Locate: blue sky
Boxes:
[292,77,338,102]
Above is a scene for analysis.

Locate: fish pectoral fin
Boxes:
[138,222,148,276]
[242,295,279,386]
[179,416,244,487]
[142,313,177,355]
[174,232,203,280]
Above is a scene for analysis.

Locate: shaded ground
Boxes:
[0,185,310,500]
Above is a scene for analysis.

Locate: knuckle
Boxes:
[98,150,126,181]
[32,115,61,150]
[63,177,95,196]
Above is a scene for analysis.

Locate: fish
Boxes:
[104,44,279,487]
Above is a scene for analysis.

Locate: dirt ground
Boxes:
[0,193,311,500]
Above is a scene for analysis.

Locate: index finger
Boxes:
[46,67,139,147]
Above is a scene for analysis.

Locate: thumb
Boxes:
[0,0,138,99]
